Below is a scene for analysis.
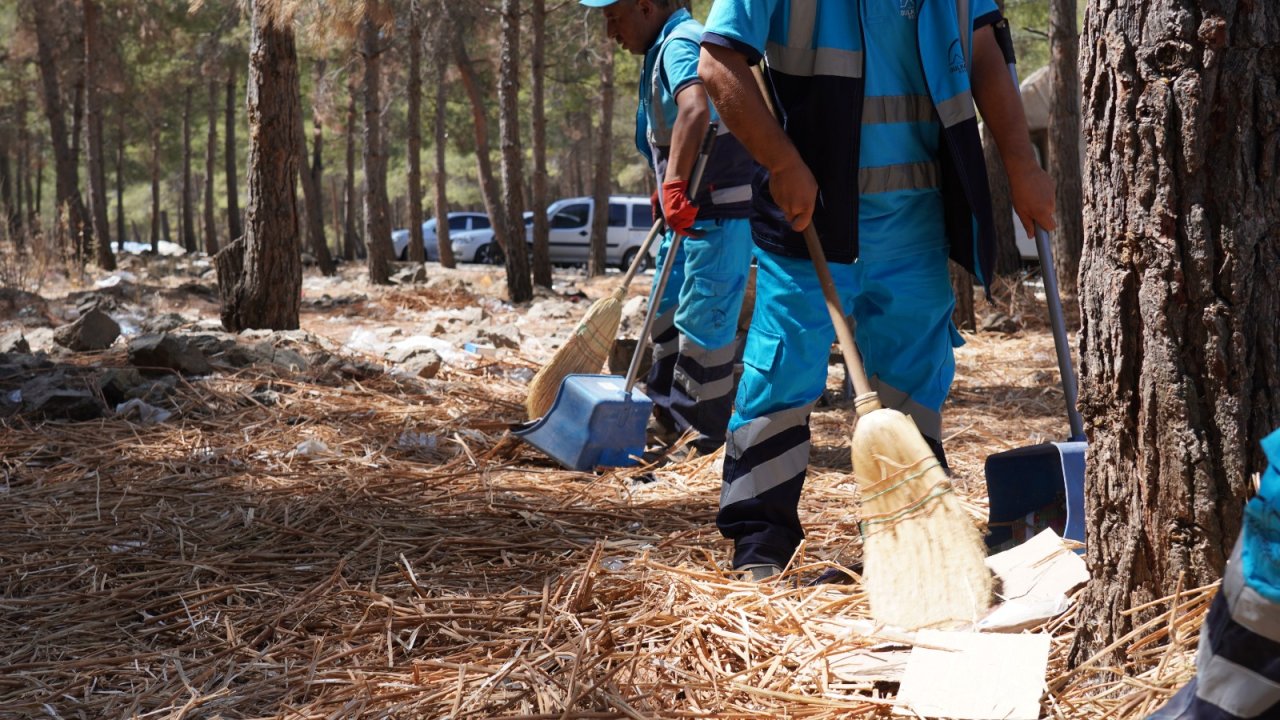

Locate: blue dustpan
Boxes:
[513,375,652,471]
[985,56,1089,551]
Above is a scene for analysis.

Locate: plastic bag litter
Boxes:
[115,398,173,424]
[396,431,438,451]
[290,438,332,458]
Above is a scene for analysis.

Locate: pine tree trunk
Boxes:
[0,133,14,238]
[343,75,359,261]
[588,41,614,278]
[310,89,331,272]
[360,5,393,285]
[498,0,532,302]
[82,0,114,269]
[1048,0,1083,298]
[1069,0,1280,666]
[529,0,552,288]
[149,127,160,253]
[985,123,1021,276]
[405,0,426,266]
[115,118,124,252]
[295,64,334,275]
[432,57,455,268]
[217,1,302,332]
[71,66,88,259]
[16,94,29,240]
[225,65,243,242]
[30,0,89,259]
[455,41,509,256]
[204,78,219,256]
[181,86,197,253]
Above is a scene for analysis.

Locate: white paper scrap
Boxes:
[895,630,1051,719]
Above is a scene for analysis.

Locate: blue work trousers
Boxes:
[718,244,963,569]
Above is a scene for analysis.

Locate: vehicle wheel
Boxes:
[398,246,409,261]
[620,248,650,273]
[475,243,505,265]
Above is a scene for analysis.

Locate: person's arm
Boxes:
[665,83,711,184]
[970,25,1056,235]
[698,43,817,231]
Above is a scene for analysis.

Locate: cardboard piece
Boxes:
[979,528,1088,632]
[895,630,1051,719]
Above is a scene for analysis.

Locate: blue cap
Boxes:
[578,0,620,6]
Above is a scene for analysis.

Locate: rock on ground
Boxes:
[53,308,121,352]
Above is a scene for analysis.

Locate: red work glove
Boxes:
[661,180,704,238]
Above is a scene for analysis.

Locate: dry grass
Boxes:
[0,282,1202,719]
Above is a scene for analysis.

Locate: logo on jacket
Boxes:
[899,0,917,18]
[948,39,966,73]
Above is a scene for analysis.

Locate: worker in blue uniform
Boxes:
[580,0,759,456]
[698,0,1057,578]
[1151,428,1280,719]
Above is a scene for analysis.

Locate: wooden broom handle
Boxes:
[801,225,880,414]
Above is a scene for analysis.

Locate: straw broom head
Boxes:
[851,407,992,629]
[525,287,626,419]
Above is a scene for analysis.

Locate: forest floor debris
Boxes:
[0,257,1204,718]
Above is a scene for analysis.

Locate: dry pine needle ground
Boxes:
[0,278,1204,719]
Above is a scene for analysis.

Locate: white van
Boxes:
[538,195,656,270]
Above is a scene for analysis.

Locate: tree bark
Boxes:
[114,118,124,252]
[82,0,114,269]
[30,0,89,258]
[225,64,243,242]
[405,0,426,266]
[1047,0,1082,298]
[149,127,160,253]
[455,41,509,255]
[432,56,455,268]
[497,0,532,302]
[529,0,552,288]
[204,78,219,256]
[343,75,360,261]
[295,63,334,275]
[1069,0,1280,666]
[16,93,30,240]
[360,4,394,285]
[216,0,302,332]
[0,133,14,238]
[588,41,614,278]
[985,123,1022,276]
[181,86,197,253]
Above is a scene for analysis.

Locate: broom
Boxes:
[803,223,991,629]
[524,124,719,420]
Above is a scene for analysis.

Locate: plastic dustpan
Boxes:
[513,374,652,471]
[515,122,720,473]
[985,58,1088,552]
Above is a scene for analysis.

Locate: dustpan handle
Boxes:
[1007,63,1086,442]
[623,122,719,394]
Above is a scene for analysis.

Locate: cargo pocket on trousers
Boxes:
[742,328,784,375]
[691,273,742,336]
